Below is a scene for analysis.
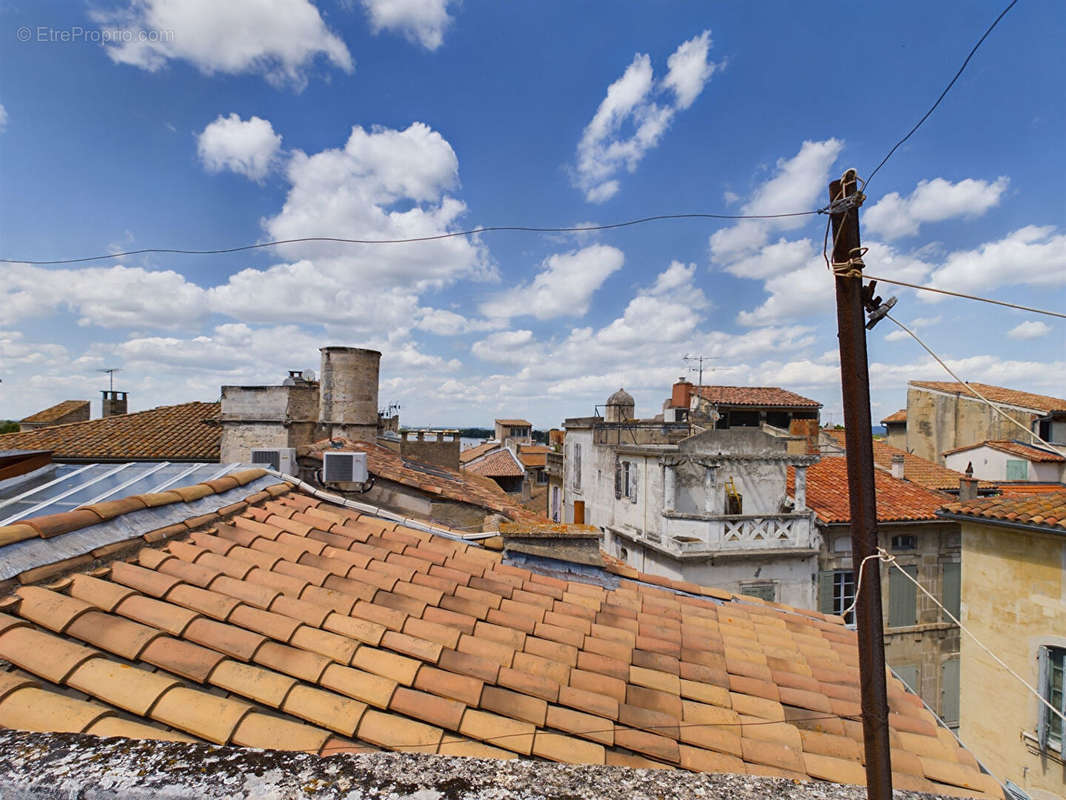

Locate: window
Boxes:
[819,570,855,625]
[1039,646,1066,750]
[572,443,581,490]
[1006,459,1028,481]
[832,535,851,553]
[888,564,918,627]
[895,664,920,694]
[536,469,548,484]
[741,581,777,602]
[941,562,961,621]
[891,534,917,550]
[614,460,638,502]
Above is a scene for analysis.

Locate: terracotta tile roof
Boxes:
[300,440,542,523]
[995,483,1066,497]
[697,387,821,409]
[881,409,906,425]
[942,440,1065,463]
[0,484,999,797]
[460,442,499,464]
[789,458,948,525]
[822,430,994,492]
[20,400,91,425]
[495,419,532,427]
[464,449,526,479]
[0,402,220,461]
[518,452,547,468]
[939,490,1066,533]
[909,382,1066,414]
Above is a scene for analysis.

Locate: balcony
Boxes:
[653,511,816,557]
[545,451,564,479]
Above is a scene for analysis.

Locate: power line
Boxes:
[0,211,822,266]
[864,0,1019,188]
[884,313,1066,457]
[866,274,1066,320]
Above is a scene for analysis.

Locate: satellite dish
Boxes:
[301,369,316,382]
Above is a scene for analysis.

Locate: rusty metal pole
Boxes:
[829,169,893,799]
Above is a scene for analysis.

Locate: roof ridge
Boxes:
[1,400,219,438]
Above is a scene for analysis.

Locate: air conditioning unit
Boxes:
[250,447,297,475]
[322,451,368,484]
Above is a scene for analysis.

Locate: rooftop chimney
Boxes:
[671,377,694,409]
[959,462,978,501]
[890,453,905,480]
[101,390,128,418]
[318,347,381,442]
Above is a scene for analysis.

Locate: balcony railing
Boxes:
[653,512,815,556]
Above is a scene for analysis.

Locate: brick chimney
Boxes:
[891,453,905,480]
[959,461,979,501]
[101,390,128,417]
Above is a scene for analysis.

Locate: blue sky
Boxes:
[1,0,1063,429]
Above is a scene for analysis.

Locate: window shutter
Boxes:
[940,657,960,726]
[630,463,639,504]
[614,460,622,499]
[1038,646,1050,750]
[1006,459,1028,480]
[889,565,918,627]
[819,571,835,615]
[942,562,961,621]
[895,664,920,694]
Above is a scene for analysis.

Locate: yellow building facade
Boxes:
[944,497,1066,800]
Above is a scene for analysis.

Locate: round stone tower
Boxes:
[318,346,381,442]
[605,387,635,423]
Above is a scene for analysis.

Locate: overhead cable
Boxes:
[864,0,1019,188]
[0,211,822,266]
[864,275,1065,320]
[884,313,1066,457]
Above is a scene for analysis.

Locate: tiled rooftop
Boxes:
[789,459,948,525]
[0,480,1000,798]
[881,410,907,425]
[823,431,993,493]
[0,402,220,461]
[20,400,91,425]
[697,387,822,409]
[496,419,532,427]
[941,440,1065,463]
[460,442,499,464]
[465,449,526,479]
[939,490,1066,532]
[910,382,1066,414]
[301,440,543,522]
[518,445,551,469]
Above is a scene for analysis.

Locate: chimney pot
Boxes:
[891,453,905,479]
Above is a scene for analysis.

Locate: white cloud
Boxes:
[1007,320,1051,340]
[709,138,843,265]
[0,263,207,329]
[471,330,540,364]
[0,103,7,133]
[575,31,717,203]
[264,122,490,291]
[197,114,282,181]
[883,314,941,342]
[481,245,624,320]
[928,225,1066,296]
[361,0,454,50]
[414,308,502,336]
[865,177,1008,240]
[91,0,352,89]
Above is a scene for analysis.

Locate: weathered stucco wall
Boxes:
[959,521,1066,799]
[219,384,320,463]
[944,447,1064,483]
[906,386,1039,463]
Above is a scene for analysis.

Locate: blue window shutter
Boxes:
[940,657,960,726]
[819,570,835,615]
[1006,459,1028,480]
[942,562,961,621]
[889,565,918,627]
[1038,646,1050,750]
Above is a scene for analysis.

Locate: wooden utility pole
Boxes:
[829,168,893,798]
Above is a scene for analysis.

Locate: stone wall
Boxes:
[399,430,461,470]
[906,386,1039,463]
[218,383,320,463]
[959,520,1066,800]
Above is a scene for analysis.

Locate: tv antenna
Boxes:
[98,367,121,392]
[682,354,714,388]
